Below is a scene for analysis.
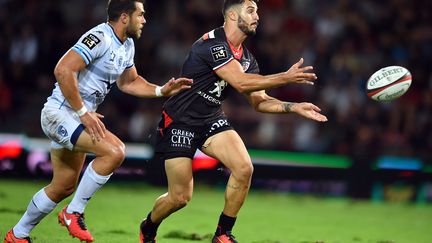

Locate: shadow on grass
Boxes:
[163,230,212,241]
[251,241,283,243]
[105,229,129,235]
[163,231,282,243]
[0,208,25,214]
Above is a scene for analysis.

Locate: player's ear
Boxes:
[227,9,238,21]
[120,12,129,25]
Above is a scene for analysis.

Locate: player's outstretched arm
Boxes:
[117,66,192,97]
[245,90,328,122]
[215,58,316,93]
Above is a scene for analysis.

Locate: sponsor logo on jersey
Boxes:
[197,91,222,105]
[211,45,228,62]
[118,56,123,67]
[242,61,250,71]
[57,125,68,137]
[170,129,195,148]
[209,119,230,133]
[209,80,227,98]
[109,51,116,62]
[82,33,101,50]
[90,90,106,105]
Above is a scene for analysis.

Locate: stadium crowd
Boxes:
[0,0,431,165]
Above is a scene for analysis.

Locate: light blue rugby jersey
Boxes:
[45,23,135,111]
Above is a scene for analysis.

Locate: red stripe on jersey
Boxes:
[162,111,173,129]
[227,40,243,60]
[202,33,209,40]
[159,111,173,136]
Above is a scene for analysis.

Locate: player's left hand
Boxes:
[161,77,193,96]
[292,102,328,122]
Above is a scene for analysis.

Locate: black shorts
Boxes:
[154,111,233,160]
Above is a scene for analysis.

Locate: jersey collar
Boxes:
[107,23,124,45]
[218,27,244,60]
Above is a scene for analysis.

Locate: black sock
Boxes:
[141,212,160,236]
[215,212,236,235]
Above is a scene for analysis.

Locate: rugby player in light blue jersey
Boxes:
[4,1,192,242]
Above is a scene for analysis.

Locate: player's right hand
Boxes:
[291,102,328,122]
[80,112,106,142]
[161,77,193,96]
[284,58,317,85]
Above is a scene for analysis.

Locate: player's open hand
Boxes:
[80,112,106,142]
[285,58,317,85]
[291,102,328,122]
[161,77,193,96]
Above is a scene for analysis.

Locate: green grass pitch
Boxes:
[0,179,430,243]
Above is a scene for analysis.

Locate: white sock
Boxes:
[67,161,112,214]
[13,188,57,238]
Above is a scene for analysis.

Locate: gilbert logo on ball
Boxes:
[366,66,412,102]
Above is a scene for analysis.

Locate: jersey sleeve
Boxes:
[194,39,234,70]
[71,29,109,65]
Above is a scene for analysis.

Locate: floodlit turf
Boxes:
[0,179,431,243]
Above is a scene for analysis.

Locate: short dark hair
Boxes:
[222,0,258,17]
[107,0,144,21]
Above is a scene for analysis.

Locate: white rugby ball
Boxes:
[366,66,412,102]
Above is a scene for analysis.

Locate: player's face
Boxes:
[126,2,146,39]
[237,1,259,36]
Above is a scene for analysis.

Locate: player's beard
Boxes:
[126,24,142,39]
[238,16,257,36]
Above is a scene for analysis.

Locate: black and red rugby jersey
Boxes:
[163,27,260,125]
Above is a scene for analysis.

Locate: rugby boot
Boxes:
[212,231,238,243]
[4,229,32,243]
[139,219,156,243]
[58,206,94,242]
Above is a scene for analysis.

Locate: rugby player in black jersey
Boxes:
[140,0,327,242]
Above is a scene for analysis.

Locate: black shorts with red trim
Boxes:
[155,111,233,160]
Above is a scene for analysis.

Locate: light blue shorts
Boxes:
[40,105,85,150]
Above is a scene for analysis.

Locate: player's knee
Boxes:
[234,161,254,181]
[170,193,192,209]
[107,142,126,166]
[50,184,76,200]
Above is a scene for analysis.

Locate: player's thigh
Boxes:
[41,106,124,157]
[74,129,125,157]
[165,157,194,197]
[50,148,86,188]
[201,130,252,172]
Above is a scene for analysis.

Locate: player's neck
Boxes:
[108,21,127,43]
[223,24,247,50]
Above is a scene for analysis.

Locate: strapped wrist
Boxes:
[155,86,163,97]
[76,105,88,117]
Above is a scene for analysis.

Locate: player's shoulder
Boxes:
[194,27,227,48]
[84,23,107,38]
[79,23,112,49]
[192,27,231,59]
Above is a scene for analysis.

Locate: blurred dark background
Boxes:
[0,0,431,200]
